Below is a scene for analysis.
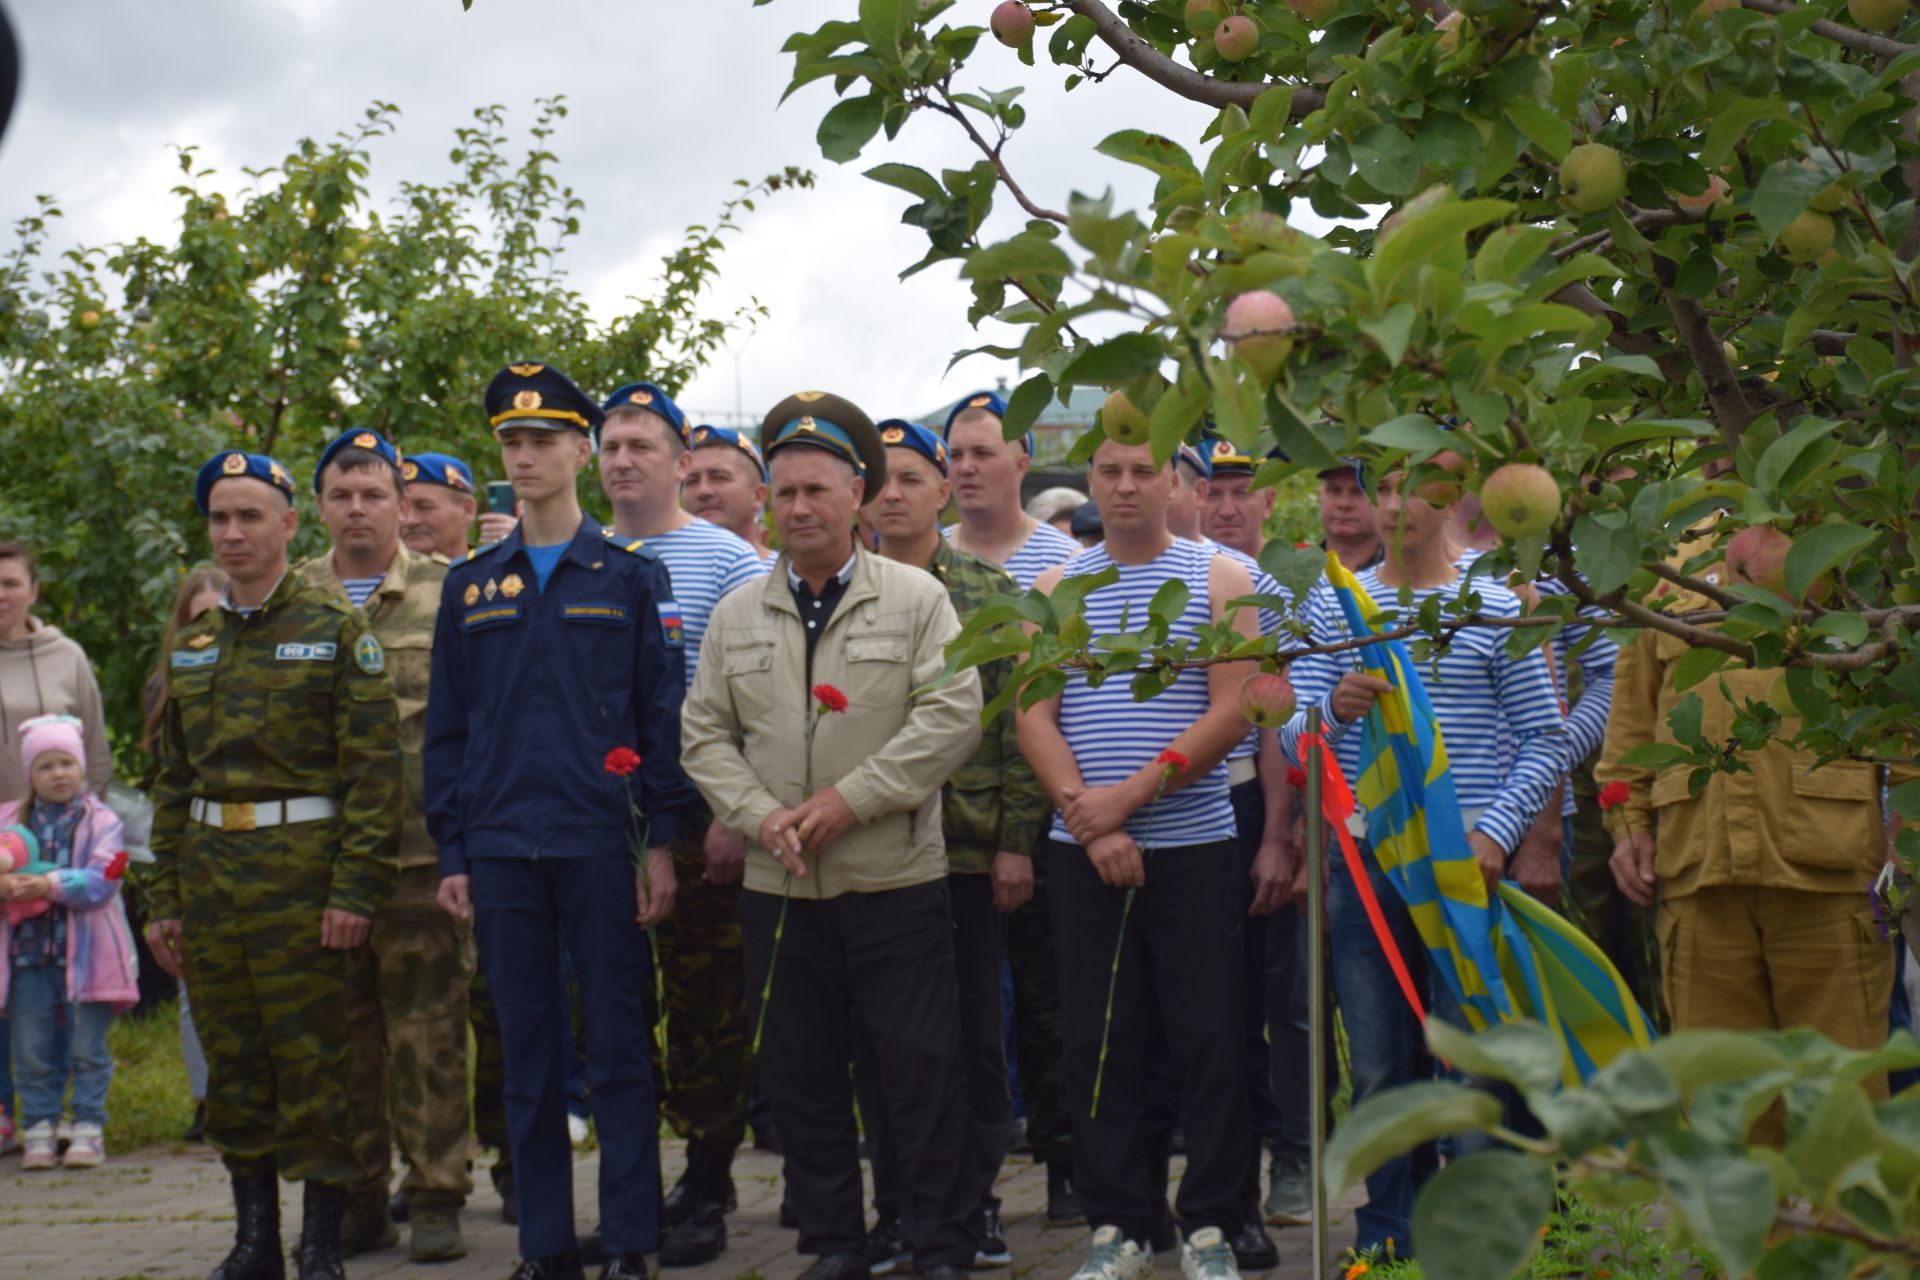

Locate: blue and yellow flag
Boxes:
[1325,553,1514,1030]
[1323,553,1654,1082]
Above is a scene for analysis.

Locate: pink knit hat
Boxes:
[20,713,86,778]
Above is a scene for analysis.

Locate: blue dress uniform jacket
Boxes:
[424,515,698,875]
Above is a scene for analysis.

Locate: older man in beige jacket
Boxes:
[681,392,982,1280]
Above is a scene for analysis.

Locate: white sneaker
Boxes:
[1069,1225,1154,1280]
[20,1121,57,1171]
[1180,1227,1243,1280]
[63,1121,105,1168]
[566,1114,590,1146]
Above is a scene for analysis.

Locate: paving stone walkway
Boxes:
[0,1140,1360,1280]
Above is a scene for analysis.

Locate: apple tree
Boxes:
[0,97,810,768]
[763,0,1920,1271]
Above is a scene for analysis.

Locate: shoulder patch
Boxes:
[354,633,386,675]
[658,602,684,648]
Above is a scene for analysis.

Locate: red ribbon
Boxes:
[1301,731,1427,1024]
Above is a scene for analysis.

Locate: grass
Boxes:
[102,1002,196,1155]
[1340,1196,1716,1280]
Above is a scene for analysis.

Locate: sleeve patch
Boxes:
[658,602,684,648]
[354,633,386,674]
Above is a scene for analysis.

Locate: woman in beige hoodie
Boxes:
[0,544,112,807]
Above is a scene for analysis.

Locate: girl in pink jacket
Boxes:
[0,714,138,1169]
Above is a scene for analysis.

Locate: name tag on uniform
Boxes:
[562,601,630,626]
[171,648,219,669]
[275,642,338,662]
[462,604,522,631]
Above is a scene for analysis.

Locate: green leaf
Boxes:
[1704,98,1793,168]
[1351,124,1421,196]
[1647,1030,1792,1095]
[1888,778,1920,823]
[1755,416,1841,503]
[1649,1134,1776,1275]
[863,162,946,201]
[1356,302,1417,366]
[1571,511,1640,596]
[817,94,887,164]
[1323,1082,1502,1193]
[858,0,911,63]
[1425,1020,1564,1095]
[1059,332,1165,385]
[1095,130,1200,183]
[1148,579,1190,626]
[1364,413,1450,453]
[1785,523,1877,603]
[961,233,1075,281]
[1502,100,1572,162]
[1411,1152,1556,1280]
[1754,1237,1859,1280]
[1668,691,1704,745]
[1249,87,1296,142]
[1618,742,1694,770]
[1754,158,1833,245]
[1671,644,1735,692]
[1002,372,1054,444]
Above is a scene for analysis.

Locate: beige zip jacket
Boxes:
[681,543,982,899]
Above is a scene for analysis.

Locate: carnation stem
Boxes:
[1089,885,1136,1118]
[751,869,794,1055]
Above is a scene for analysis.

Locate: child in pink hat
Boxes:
[0,714,137,1169]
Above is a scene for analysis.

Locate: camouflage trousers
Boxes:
[641,815,752,1152]
[346,864,478,1206]
[178,821,365,1185]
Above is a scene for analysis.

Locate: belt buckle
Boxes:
[222,801,256,833]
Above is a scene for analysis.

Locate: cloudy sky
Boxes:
[0,0,1230,424]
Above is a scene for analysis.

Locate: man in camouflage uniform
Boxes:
[297,428,476,1262]
[146,449,403,1280]
[858,419,1049,1270]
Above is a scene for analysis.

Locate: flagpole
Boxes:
[1304,705,1329,1278]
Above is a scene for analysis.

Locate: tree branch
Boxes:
[1550,282,1692,382]
[930,89,1068,224]
[1652,255,1753,450]
[1739,0,1917,58]
[1062,0,1326,114]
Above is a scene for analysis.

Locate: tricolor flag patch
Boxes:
[658,601,684,648]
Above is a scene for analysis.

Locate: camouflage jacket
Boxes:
[148,571,404,920]
[926,539,1048,872]
[296,545,447,870]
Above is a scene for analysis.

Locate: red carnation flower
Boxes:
[813,684,849,714]
[103,850,128,881]
[604,747,643,777]
[1156,749,1190,773]
[1597,781,1631,810]
[1286,766,1308,789]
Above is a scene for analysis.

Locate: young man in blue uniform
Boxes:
[426,362,698,1280]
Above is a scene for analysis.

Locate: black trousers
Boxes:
[859,872,1011,1216]
[1050,839,1250,1242]
[1006,848,1071,1169]
[1228,779,1287,1145]
[741,882,973,1270]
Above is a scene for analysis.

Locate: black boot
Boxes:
[207,1164,284,1280]
[1230,1139,1279,1269]
[294,1182,348,1280]
[659,1142,735,1267]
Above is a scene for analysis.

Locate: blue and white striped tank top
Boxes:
[1049,538,1237,849]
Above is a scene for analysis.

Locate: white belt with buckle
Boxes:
[190,796,339,833]
[1225,755,1258,787]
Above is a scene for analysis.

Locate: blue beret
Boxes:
[312,427,399,494]
[942,389,1033,455]
[602,382,689,446]
[1175,441,1212,480]
[197,450,296,515]
[1204,433,1256,475]
[690,425,767,481]
[877,418,949,476]
[401,452,474,493]
[485,361,603,436]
